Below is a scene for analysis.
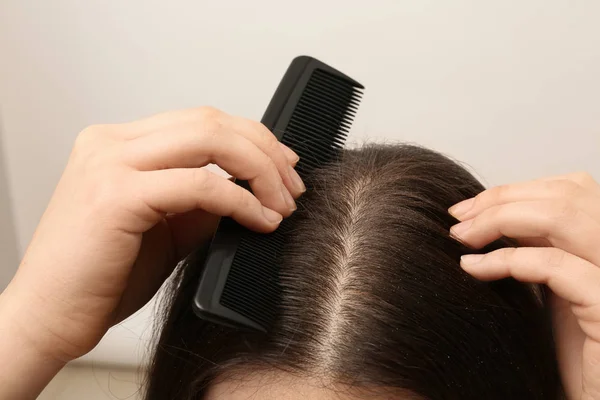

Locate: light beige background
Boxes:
[39,365,143,400]
[1,0,600,398]
[0,123,18,284]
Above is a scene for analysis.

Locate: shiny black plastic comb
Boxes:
[192,56,364,332]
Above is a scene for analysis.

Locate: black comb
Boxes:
[192,56,364,332]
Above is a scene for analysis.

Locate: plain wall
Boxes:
[0,117,18,289]
[38,364,143,400]
[1,0,599,371]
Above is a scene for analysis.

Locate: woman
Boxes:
[0,107,598,399]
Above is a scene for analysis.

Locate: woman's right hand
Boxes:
[450,171,600,400]
[0,106,305,383]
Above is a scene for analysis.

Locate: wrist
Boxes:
[0,282,69,361]
[0,284,67,399]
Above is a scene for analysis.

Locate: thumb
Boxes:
[166,175,234,259]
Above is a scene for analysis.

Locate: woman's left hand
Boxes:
[449,172,600,400]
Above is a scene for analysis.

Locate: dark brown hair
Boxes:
[145,144,561,399]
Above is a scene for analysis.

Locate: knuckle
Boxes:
[544,248,567,270]
[574,170,594,184]
[197,106,221,121]
[190,169,210,192]
[483,204,503,223]
[204,118,223,138]
[266,162,281,186]
[250,119,267,132]
[72,126,119,170]
[552,200,578,224]
[74,125,103,151]
[488,184,509,202]
[254,120,274,138]
[472,185,505,211]
[79,124,103,138]
[263,129,280,154]
[196,106,220,120]
[267,143,284,167]
[498,247,518,263]
[196,106,223,134]
[550,179,581,198]
[470,192,485,210]
[236,188,256,210]
[256,154,277,175]
[249,120,280,157]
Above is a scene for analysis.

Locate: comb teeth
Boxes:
[220,68,363,329]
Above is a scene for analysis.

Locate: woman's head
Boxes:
[145,144,561,399]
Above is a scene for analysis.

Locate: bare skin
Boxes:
[201,171,600,400]
[0,107,304,399]
[451,172,600,400]
[204,371,421,400]
[0,105,597,399]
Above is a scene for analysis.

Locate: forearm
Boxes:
[0,285,66,400]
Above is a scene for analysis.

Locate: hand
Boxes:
[1,107,304,364]
[449,172,600,400]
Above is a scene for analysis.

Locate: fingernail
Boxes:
[450,219,473,239]
[280,142,300,165]
[288,165,306,193]
[461,254,485,265]
[262,206,283,224]
[449,198,475,219]
[281,185,297,211]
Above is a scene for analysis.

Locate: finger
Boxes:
[136,168,283,233]
[126,107,304,196]
[450,200,600,265]
[228,115,304,196]
[460,247,600,306]
[539,171,600,193]
[115,107,216,140]
[117,107,300,176]
[280,142,300,166]
[449,178,600,222]
[123,125,296,216]
[463,246,600,400]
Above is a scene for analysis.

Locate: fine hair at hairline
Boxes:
[144,144,562,400]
